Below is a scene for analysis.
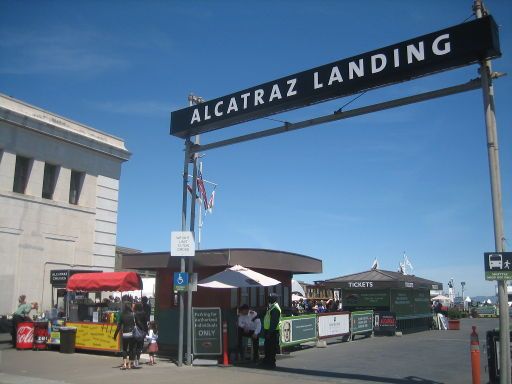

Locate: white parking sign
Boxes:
[171,231,195,257]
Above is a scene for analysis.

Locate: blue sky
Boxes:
[1,1,511,296]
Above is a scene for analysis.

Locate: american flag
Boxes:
[197,170,209,210]
[208,190,215,213]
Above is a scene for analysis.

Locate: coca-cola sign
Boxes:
[17,325,34,344]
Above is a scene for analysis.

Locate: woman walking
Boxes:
[113,302,136,370]
[133,303,148,368]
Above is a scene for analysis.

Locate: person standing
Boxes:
[146,321,158,366]
[113,302,136,370]
[133,303,148,368]
[141,296,151,320]
[237,304,261,361]
[11,296,37,347]
[260,293,281,369]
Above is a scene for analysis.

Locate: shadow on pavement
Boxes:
[245,366,444,384]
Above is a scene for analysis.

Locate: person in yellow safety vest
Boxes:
[260,293,281,369]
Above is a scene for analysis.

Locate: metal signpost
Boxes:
[172,1,508,378]
[473,2,510,381]
[171,230,195,366]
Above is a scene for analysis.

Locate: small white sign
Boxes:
[171,231,195,257]
[318,313,350,339]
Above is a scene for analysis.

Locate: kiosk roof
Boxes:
[121,248,322,274]
[322,269,442,290]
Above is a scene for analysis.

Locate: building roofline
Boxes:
[0,93,131,160]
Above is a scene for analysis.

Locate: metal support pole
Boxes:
[178,138,191,367]
[474,2,509,383]
[198,162,203,250]
[190,79,482,154]
[186,135,199,365]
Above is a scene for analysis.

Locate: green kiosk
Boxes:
[322,269,442,333]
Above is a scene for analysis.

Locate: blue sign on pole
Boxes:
[174,272,189,292]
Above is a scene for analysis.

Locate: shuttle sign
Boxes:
[170,16,500,138]
[484,252,512,280]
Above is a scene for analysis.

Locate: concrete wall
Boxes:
[0,94,130,314]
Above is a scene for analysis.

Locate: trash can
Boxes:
[486,329,512,384]
[33,321,49,350]
[59,326,77,354]
[16,321,34,350]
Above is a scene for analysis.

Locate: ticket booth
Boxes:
[122,248,322,358]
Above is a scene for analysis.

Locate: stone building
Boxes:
[0,94,130,314]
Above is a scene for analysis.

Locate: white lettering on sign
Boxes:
[198,329,216,337]
[286,78,297,96]
[432,34,451,55]
[186,33,455,126]
[348,281,374,288]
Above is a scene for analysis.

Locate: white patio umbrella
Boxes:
[431,294,452,302]
[197,264,281,288]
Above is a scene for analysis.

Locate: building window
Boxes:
[42,163,58,200]
[13,155,31,194]
[69,170,84,205]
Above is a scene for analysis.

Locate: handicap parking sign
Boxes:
[174,272,189,292]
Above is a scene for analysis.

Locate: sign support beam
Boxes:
[178,138,191,367]
[474,1,510,382]
[186,134,199,366]
[190,78,482,154]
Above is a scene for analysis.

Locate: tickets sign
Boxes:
[66,322,120,352]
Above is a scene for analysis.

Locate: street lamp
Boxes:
[461,281,466,311]
[448,278,454,307]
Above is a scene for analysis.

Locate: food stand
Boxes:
[65,271,143,353]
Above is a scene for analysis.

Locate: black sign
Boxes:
[374,311,397,334]
[484,252,512,280]
[50,269,101,287]
[192,307,222,356]
[50,270,70,285]
[170,16,500,138]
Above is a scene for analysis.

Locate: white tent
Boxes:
[291,279,305,296]
[197,264,281,289]
[292,293,304,302]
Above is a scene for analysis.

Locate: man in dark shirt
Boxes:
[260,293,281,369]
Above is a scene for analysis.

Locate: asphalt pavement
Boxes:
[0,318,499,384]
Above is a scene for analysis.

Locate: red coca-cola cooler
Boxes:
[33,322,48,350]
[16,322,34,350]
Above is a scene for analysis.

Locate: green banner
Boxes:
[350,311,373,334]
[485,271,512,280]
[343,290,390,308]
[413,289,431,314]
[280,314,317,347]
[390,290,414,316]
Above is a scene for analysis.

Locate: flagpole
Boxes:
[198,162,203,250]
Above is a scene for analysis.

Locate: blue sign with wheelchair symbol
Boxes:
[174,272,189,291]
